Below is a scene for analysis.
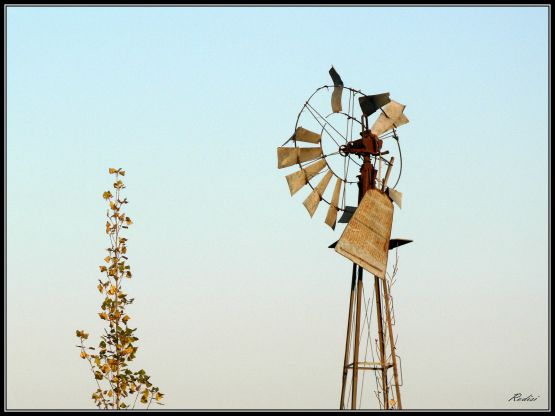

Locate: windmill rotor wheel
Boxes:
[277,77,408,230]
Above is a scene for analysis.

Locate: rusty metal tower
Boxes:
[276,68,412,410]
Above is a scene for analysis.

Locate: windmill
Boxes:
[276,67,412,410]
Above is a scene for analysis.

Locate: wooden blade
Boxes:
[325,178,343,230]
[303,171,333,217]
[394,113,409,129]
[371,100,406,136]
[331,85,343,113]
[277,147,322,169]
[285,158,327,196]
[387,187,403,208]
[334,189,394,279]
[294,127,321,144]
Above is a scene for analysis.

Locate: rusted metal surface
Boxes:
[371,100,406,136]
[285,159,327,196]
[294,126,321,144]
[325,178,342,230]
[334,189,394,279]
[303,170,333,217]
[277,147,322,169]
[340,129,383,157]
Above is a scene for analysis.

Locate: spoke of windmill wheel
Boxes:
[345,90,352,143]
[298,151,339,169]
[304,105,344,149]
[347,92,362,168]
[306,102,349,143]
[306,100,363,169]
[342,153,352,210]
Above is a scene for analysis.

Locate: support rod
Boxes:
[382,279,403,409]
[340,263,358,410]
[374,276,389,409]
[351,266,363,409]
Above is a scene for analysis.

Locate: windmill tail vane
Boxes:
[276,67,413,410]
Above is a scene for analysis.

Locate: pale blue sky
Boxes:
[7,6,549,409]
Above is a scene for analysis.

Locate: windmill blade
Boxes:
[338,206,357,223]
[329,66,343,113]
[358,93,390,117]
[303,170,333,217]
[325,178,342,230]
[386,187,403,208]
[285,158,327,196]
[277,147,322,169]
[294,127,321,144]
[393,113,409,129]
[389,238,413,250]
[371,100,406,136]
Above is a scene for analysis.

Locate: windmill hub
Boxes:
[339,129,383,157]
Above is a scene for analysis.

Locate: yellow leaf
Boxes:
[119,170,126,176]
[108,285,116,295]
[76,330,89,339]
[156,393,163,401]
[104,256,111,263]
[122,315,130,324]
[80,350,88,359]
[102,191,112,200]
[95,356,101,367]
[97,284,104,293]
[102,363,111,373]
[99,265,107,273]
[98,312,108,320]
[123,346,133,355]
[109,168,117,174]
[107,389,113,397]
[125,217,133,225]
[110,201,117,211]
